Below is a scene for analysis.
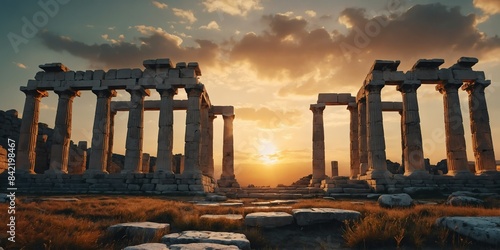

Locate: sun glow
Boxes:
[258,139,279,165]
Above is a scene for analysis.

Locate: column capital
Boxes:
[222,114,235,120]
[126,85,151,97]
[396,80,421,93]
[310,103,325,113]
[462,79,491,93]
[347,102,357,111]
[92,87,117,98]
[209,112,217,121]
[436,80,462,94]
[185,83,205,97]
[156,84,178,96]
[54,87,81,97]
[20,87,49,98]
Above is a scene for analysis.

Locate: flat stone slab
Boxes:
[323,197,335,200]
[245,212,293,228]
[170,243,239,250]
[200,214,243,220]
[243,206,292,210]
[292,208,361,226]
[124,243,169,250]
[40,197,80,202]
[194,202,220,207]
[219,202,243,207]
[378,194,414,208]
[108,222,170,241]
[446,196,484,207]
[251,201,272,205]
[162,231,250,250]
[435,217,500,245]
[450,191,499,199]
[269,200,299,205]
[205,195,227,202]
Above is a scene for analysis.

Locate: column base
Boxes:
[447,170,474,179]
[84,169,109,177]
[477,170,499,176]
[44,169,68,175]
[365,170,392,180]
[404,170,431,179]
[218,175,240,188]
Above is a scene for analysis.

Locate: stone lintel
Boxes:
[411,58,445,70]
[102,79,137,88]
[111,100,188,112]
[381,102,403,112]
[317,93,353,105]
[68,80,101,90]
[39,62,69,72]
[383,71,406,85]
[370,60,400,72]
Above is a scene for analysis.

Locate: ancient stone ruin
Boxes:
[310,57,500,194]
[8,58,239,194]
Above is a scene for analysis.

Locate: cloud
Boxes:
[38,25,220,69]
[172,8,197,24]
[235,106,302,129]
[199,20,220,30]
[229,3,500,96]
[152,0,168,9]
[203,0,262,16]
[305,10,316,17]
[13,62,27,69]
[473,0,500,14]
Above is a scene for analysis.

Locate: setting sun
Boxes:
[258,139,279,165]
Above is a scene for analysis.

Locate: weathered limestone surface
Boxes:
[183,84,204,176]
[124,243,169,250]
[142,153,151,173]
[397,81,427,177]
[310,104,326,185]
[331,161,339,177]
[347,104,360,178]
[463,80,497,175]
[200,214,243,220]
[245,212,294,228]
[446,195,484,207]
[107,222,170,242]
[436,81,471,177]
[47,88,80,174]
[67,141,87,174]
[123,86,150,173]
[436,217,500,245]
[207,113,216,177]
[156,85,177,173]
[17,89,48,174]
[200,103,210,176]
[358,99,368,176]
[162,231,250,250]
[87,88,116,174]
[292,208,361,226]
[378,193,414,208]
[170,243,239,250]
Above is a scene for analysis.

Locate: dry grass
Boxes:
[0,196,499,249]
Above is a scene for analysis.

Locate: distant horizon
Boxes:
[2,0,500,186]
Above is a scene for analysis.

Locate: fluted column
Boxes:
[463,80,497,175]
[123,86,150,173]
[200,103,210,176]
[310,103,326,185]
[106,110,116,171]
[365,84,390,179]
[207,112,216,178]
[397,81,428,177]
[47,87,80,174]
[347,103,360,179]
[221,114,235,178]
[86,87,116,174]
[358,98,368,176]
[156,85,177,173]
[17,88,48,174]
[436,81,471,177]
[183,84,204,176]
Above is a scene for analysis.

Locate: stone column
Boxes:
[365,84,390,179]
[397,81,428,177]
[310,103,326,185]
[106,110,116,171]
[17,88,48,174]
[221,114,235,179]
[436,81,471,177]
[155,85,177,173]
[123,86,150,173]
[358,98,368,176]
[331,161,339,177]
[200,103,210,176]
[47,87,80,174]
[183,84,204,176]
[86,87,116,174]
[463,80,497,175]
[207,112,216,178]
[347,104,360,179]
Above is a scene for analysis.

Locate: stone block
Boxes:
[116,69,132,79]
[105,69,117,80]
[75,71,84,80]
[93,70,105,80]
[141,183,155,191]
[65,71,75,80]
[178,184,189,191]
[156,184,178,191]
[189,184,204,191]
[55,72,66,80]
[131,68,142,78]
[128,184,141,191]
